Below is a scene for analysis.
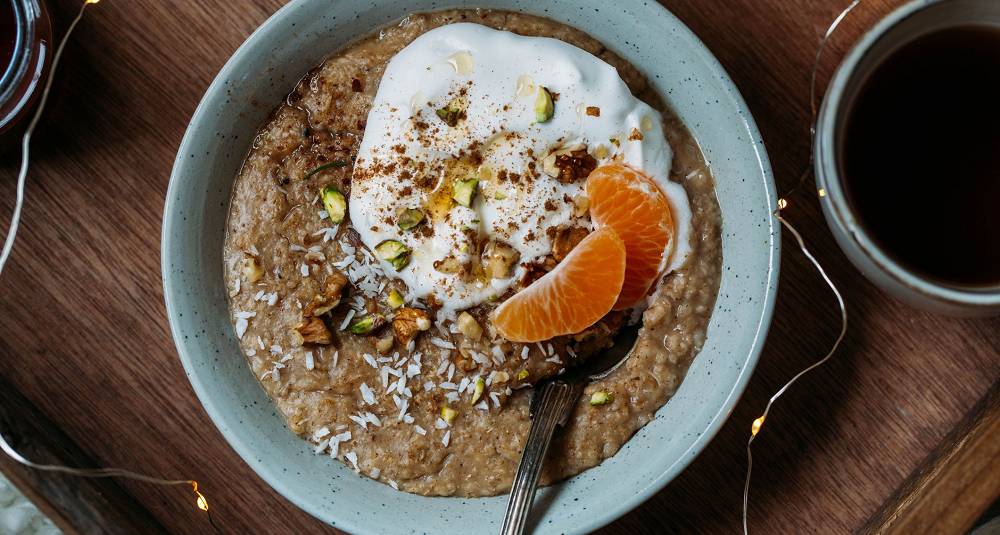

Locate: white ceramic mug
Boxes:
[815,0,1000,317]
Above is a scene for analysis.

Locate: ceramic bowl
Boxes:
[163,1,779,532]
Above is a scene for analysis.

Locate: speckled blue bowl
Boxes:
[163,1,779,532]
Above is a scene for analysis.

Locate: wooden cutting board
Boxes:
[0,0,996,533]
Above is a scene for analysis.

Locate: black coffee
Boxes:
[841,25,1000,288]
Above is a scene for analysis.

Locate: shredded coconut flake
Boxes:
[430,337,457,349]
[344,451,359,471]
[441,430,451,447]
[360,383,376,405]
[340,309,357,331]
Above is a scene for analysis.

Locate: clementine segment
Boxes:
[586,163,675,310]
[493,227,626,343]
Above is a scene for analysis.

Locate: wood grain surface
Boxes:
[0,0,996,533]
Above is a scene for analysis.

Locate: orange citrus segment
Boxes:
[493,226,626,343]
[586,163,674,310]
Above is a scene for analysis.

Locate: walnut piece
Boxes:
[392,307,431,345]
[482,240,520,279]
[294,316,333,345]
[456,312,483,341]
[540,143,597,183]
[552,226,589,262]
[305,271,348,317]
[243,255,264,283]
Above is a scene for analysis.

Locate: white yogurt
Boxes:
[351,23,691,312]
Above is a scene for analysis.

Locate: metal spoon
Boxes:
[499,321,642,535]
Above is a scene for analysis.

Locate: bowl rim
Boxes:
[162,1,779,532]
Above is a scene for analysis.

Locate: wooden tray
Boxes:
[0,0,997,533]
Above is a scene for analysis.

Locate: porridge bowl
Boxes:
[163,0,778,532]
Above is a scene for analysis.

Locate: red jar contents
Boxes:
[0,0,52,140]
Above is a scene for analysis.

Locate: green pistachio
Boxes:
[387,289,405,309]
[349,314,387,335]
[471,377,486,404]
[397,208,425,230]
[374,240,411,270]
[534,86,554,123]
[452,178,479,208]
[589,391,614,406]
[320,186,347,223]
[436,105,464,127]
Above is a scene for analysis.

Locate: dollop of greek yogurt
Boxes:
[350,23,691,313]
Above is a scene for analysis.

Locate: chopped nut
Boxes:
[441,405,458,424]
[541,144,583,177]
[572,194,590,218]
[456,312,482,341]
[386,289,405,309]
[436,104,465,127]
[320,186,347,223]
[305,271,348,316]
[397,208,425,230]
[433,255,466,275]
[493,371,510,384]
[375,334,394,353]
[541,145,597,183]
[294,316,332,345]
[374,240,411,270]
[552,226,589,262]
[349,314,386,335]
[554,149,597,183]
[471,377,485,404]
[534,86,555,122]
[628,128,644,141]
[589,391,614,406]
[392,307,431,345]
[585,106,600,117]
[243,255,264,283]
[452,177,479,207]
[481,240,520,279]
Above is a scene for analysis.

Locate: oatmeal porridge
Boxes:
[223,9,721,497]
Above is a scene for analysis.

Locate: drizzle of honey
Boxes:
[515,75,535,97]
[425,157,484,222]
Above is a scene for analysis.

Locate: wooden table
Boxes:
[0,0,997,533]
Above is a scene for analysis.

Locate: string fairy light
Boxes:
[741,2,862,534]
[0,0,216,528]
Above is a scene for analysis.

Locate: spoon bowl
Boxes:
[505,320,643,533]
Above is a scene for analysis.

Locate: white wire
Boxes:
[0,0,196,494]
[742,1,861,533]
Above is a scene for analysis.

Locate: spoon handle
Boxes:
[500,381,583,535]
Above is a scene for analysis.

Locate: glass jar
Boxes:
[0,0,51,138]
